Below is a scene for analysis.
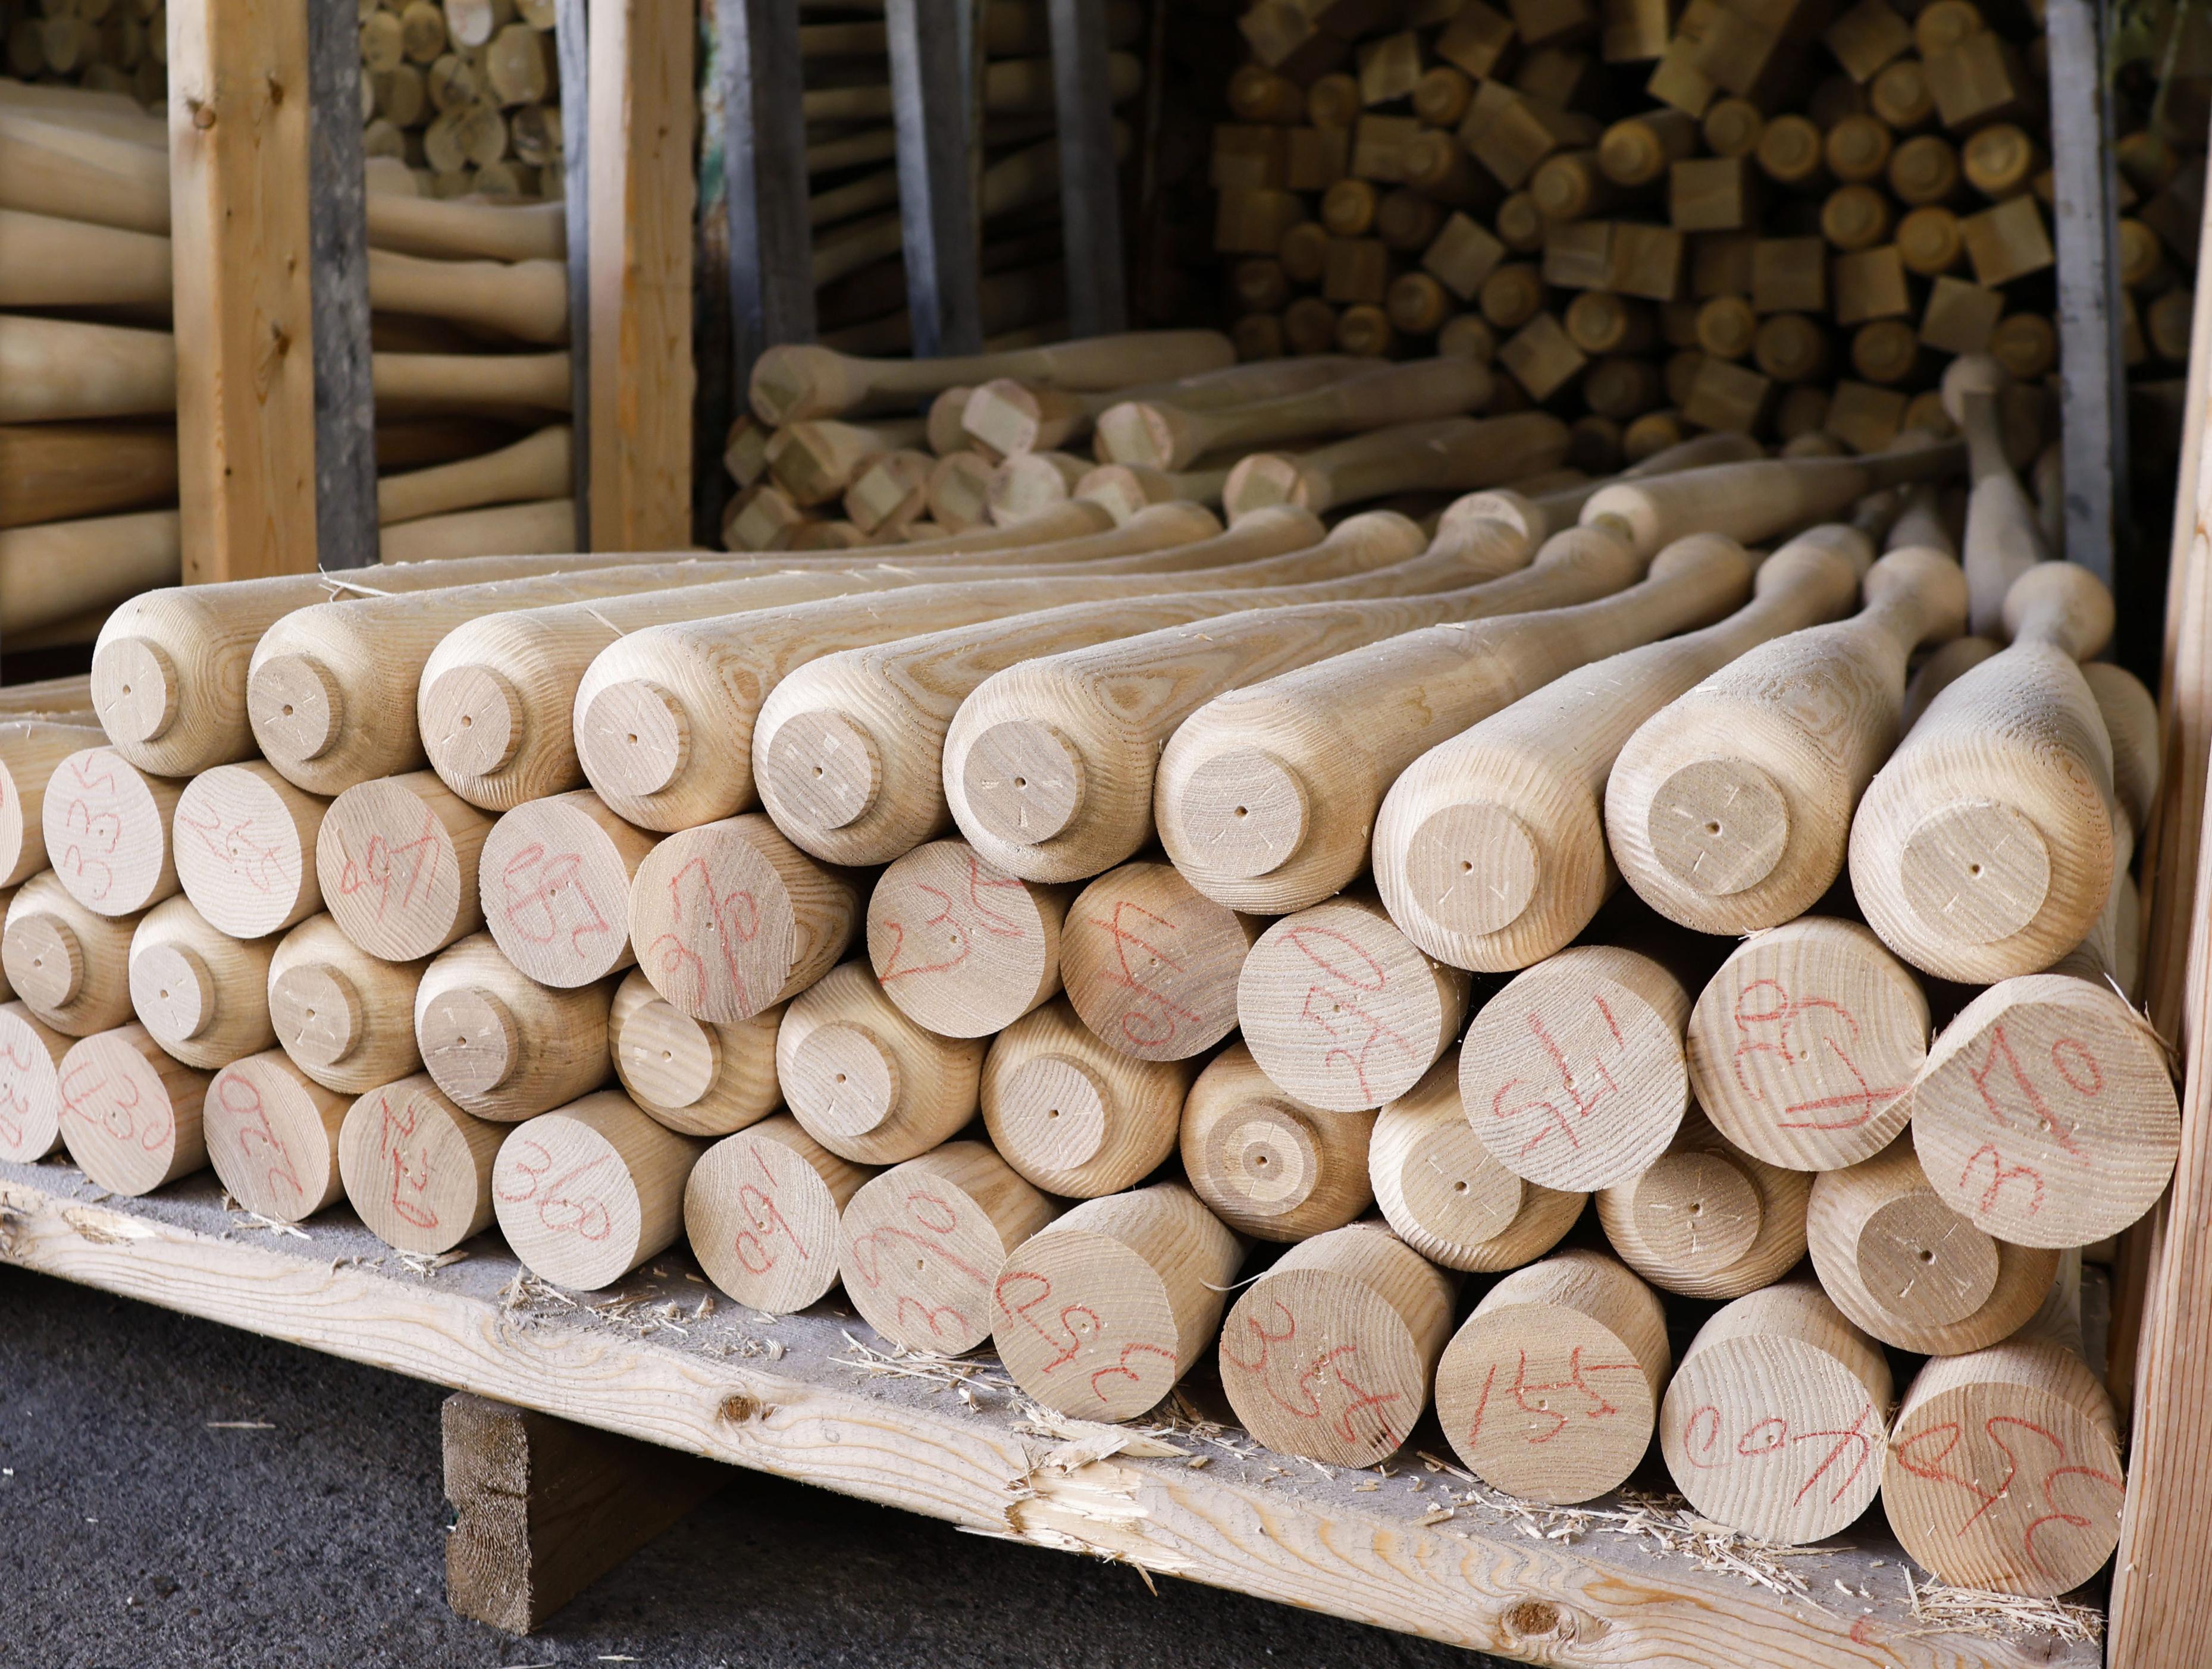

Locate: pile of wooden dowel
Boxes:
[1212,0,2086,474]
[0,73,577,625]
[4,323,2169,1603]
[1,0,164,105]
[360,0,560,203]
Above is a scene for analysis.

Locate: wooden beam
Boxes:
[885,0,983,356]
[559,0,593,550]
[443,1392,723,1633]
[723,0,817,406]
[306,0,378,572]
[587,0,697,551]
[1047,0,1128,335]
[166,0,319,581]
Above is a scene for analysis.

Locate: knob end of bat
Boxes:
[130,943,214,1045]
[761,709,883,834]
[1179,748,1309,880]
[1646,758,1790,898]
[578,680,690,799]
[250,654,344,765]
[421,986,520,1098]
[789,1020,900,1140]
[5,913,84,1010]
[93,636,179,746]
[425,666,524,780]
[1403,801,1539,937]
[270,964,364,1069]
[962,720,1086,846]
[1898,798,2051,948]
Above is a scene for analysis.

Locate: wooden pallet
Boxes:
[0,1156,2096,1669]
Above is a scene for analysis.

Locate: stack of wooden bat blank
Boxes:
[1,0,164,105]
[359,0,561,204]
[1,328,2161,1602]
[0,72,577,619]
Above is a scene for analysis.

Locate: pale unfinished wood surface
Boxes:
[1057,859,1259,1065]
[54,1022,211,1196]
[267,914,428,1094]
[977,999,1191,1198]
[1180,1040,1374,1241]
[867,840,1071,1039]
[490,1090,703,1290]
[1593,1105,1810,1299]
[203,1049,349,1223]
[0,1160,2102,1667]
[126,894,275,1070]
[0,1001,71,1162]
[317,771,495,962]
[0,722,105,890]
[2,871,140,1037]
[773,961,981,1165]
[607,970,781,1140]
[682,1114,872,1315]
[1580,443,1962,558]
[414,933,613,1123]
[171,760,328,940]
[479,792,659,988]
[335,1072,504,1255]
[41,745,184,918]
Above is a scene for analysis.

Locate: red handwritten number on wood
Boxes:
[844,1188,988,1342]
[376,1090,439,1230]
[1462,1347,1645,1448]
[1083,898,1206,1050]
[0,1032,36,1150]
[497,842,615,965]
[218,1071,305,1205]
[1730,978,1908,1131]
[333,807,444,923]
[1677,1401,1879,1507]
[644,857,763,1015]
[496,1137,614,1241]
[176,801,289,895]
[731,1144,808,1275]
[1280,926,1414,1105]
[1221,1297,1407,1450]
[1489,997,1624,1158]
[876,851,1029,985]
[1890,1414,2124,1579]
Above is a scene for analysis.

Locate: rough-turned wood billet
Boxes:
[1578,442,1962,558]
[1180,1040,1374,1241]
[491,1090,703,1289]
[479,792,659,988]
[171,761,328,941]
[1057,859,1259,1064]
[317,771,495,962]
[55,1021,211,1196]
[773,961,979,1164]
[267,914,427,1094]
[337,1073,504,1254]
[1593,1106,1810,1298]
[41,745,186,918]
[607,970,781,1140]
[127,895,275,1070]
[0,1000,71,1162]
[2,871,140,1037]
[202,1049,350,1222]
[684,1115,871,1313]
[979,998,1190,1198]
[415,934,613,1122]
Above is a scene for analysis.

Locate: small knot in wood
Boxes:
[718,1392,763,1425]
[1502,1599,1566,1640]
[266,73,284,105]
[189,99,215,129]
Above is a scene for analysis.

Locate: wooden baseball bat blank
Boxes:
[1849,561,2116,981]
[95,549,745,780]
[1075,461,1234,523]
[766,416,930,506]
[0,676,95,720]
[1373,529,1868,972]
[960,356,1370,457]
[1942,354,2053,637]
[769,959,980,1165]
[203,1049,351,1222]
[315,771,496,962]
[368,248,569,346]
[377,424,573,526]
[1367,1056,1584,1272]
[0,507,182,634]
[864,839,1070,1038]
[0,108,170,234]
[0,314,174,423]
[1433,1248,1667,1503]
[800,51,1139,124]
[1505,433,1768,538]
[1659,1280,1892,1544]
[836,1140,1060,1353]
[1683,916,1929,1172]
[606,968,780,1138]
[684,1114,873,1312]
[40,743,184,918]
[1457,943,1693,1193]
[171,761,328,941]
[1806,1134,2061,1354]
[378,498,578,563]
[977,996,1191,1197]
[476,791,656,987]
[0,999,71,1163]
[1218,1221,1453,1467]
[843,448,935,535]
[371,350,571,415]
[267,914,428,1094]
[981,451,1088,527]
[0,208,171,308]
[127,893,275,1069]
[1579,440,1963,558]
[1094,357,1495,472]
[1155,521,1758,915]
[989,1181,1242,1421]
[364,192,567,263]
[1236,889,1471,1113]
[490,1090,703,1290]
[1057,859,1259,1063]
[1220,412,1572,518]
[1593,1105,1810,1299]
[336,1072,505,1254]
[1606,544,1970,934]
[1180,1039,1374,1240]
[55,1021,211,1196]
[413,932,612,1121]
[2,872,139,1037]
[0,721,105,889]
[750,331,1237,426]
[925,451,998,532]
[0,79,166,146]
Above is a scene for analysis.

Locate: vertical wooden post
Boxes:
[723,0,815,406]
[306,0,378,571]
[166,0,321,582]
[588,0,698,552]
[1048,0,1128,336]
[559,0,593,550]
[885,0,983,357]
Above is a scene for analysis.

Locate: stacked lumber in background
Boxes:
[0,0,165,105]
[801,0,1149,359]
[1210,0,2069,472]
[4,330,2174,1602]
[359,0,562,203]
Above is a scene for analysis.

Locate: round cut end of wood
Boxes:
[1180,749,1310,880]
[317,778,471,962]
[42,746,172,916]
[992,1228,1182,1422]
[249,654,346,766]
[1460,953,1690,1192]
[173,766,317,940]
[0,1005,65,1162]
[1195,1093,1322,1223]
[422,665,525,781]
[868,840,1053,1039]
[1403,802,1539,937]
[1646,758,1790,896]
[57,1031,196,1197]
[1061,862,1249,1062]
[1092,403,1176,469]
[613,993,720,1112]
[1222,454,1306,517]
[1661,1334,1888,1543]
[419,986,519,1101]
[961,719,1086,846]
[964,382,1045,457]
[578,680,690,798]
[129,943,213,1046]
[1855,1188,2000,1325]
[760,708,882,834]
[628,824,801,1024]
[1219,1265,1431,1466]
[480,799,639,987]
[685,1125,847,1314]
[838,1165,1007,1354]
[1437,1303,1658,1503]
[1381,1113,1524,1251]
[1898,799,2052,949]
[337,1077,494,1255]
[1625,1150,1763,1278]
[492,1112,650,1291]
[92,635,179,747]
[204,1054,340,1222]
[997,1053,1110,1173]
[787,1021,900,1141]
[5,912,83,1012]
[269,963,365,1071]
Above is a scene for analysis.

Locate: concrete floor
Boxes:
[0,1265,1505,1668]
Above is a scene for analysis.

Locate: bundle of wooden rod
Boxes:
[1214,0,2067,470]
[7,365,2160,1601]
[0,75,576,623]
[360,0,560,203]
[801,0,1148,357]
[1,0,164,105]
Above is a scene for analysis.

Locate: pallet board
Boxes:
[0,1156,2097,1668]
